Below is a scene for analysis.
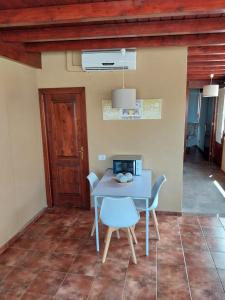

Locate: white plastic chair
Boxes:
[87,172,101,236]
[100,197,140,264]
[134,175,166,240]
[87,172,120,239]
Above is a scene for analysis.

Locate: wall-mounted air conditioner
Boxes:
[81,49,136,71]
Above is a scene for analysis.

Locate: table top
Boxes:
[92,169,152,198]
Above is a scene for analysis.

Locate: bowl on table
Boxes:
[114,172,133,183]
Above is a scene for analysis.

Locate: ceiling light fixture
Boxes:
[203,74,219,97]
[112,48,136,109]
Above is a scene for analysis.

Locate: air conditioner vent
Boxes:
[81,49,136,71]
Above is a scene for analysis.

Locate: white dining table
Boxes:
[92,168,152,256]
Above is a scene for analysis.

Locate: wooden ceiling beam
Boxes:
[189,46,225,55]
[188,55,225,62]
[0,0,225,27]
[1,16,225,42]
[188,80,224,88]
[0,41,41,68]
[188,61,225,67]
[25,33,225,52]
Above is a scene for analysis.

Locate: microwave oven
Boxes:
[113,155,142,176]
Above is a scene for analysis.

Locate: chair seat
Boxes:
[134,198,157,212]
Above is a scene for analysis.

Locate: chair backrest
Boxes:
[150,175,166,208]
[100,197,140,228]
[87,172,99,191]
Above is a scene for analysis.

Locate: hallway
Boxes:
[183,149,225,215]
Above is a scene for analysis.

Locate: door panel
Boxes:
[39,88,89,209]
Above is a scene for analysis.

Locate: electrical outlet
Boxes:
[98,154,106,161]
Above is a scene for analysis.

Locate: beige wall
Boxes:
[0,57,46,247]
[37,48,187,212]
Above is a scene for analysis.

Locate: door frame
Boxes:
[39,87,90,208]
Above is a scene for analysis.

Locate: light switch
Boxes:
[98,154,106,161]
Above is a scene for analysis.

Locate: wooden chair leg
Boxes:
[116,230,120,239]
[102,227,113,263]
[152,210,160,240]
[91,221,96,237]
[127,228,137,264]
[130,226,138,244]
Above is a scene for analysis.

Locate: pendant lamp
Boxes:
[112,49,136,109]
[203,74,219,97]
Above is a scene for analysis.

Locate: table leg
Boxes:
[94,196,100,252]
[145,198,149,256]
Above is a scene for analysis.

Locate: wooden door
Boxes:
[39,88,89,209]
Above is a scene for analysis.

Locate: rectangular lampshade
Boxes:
[112,88,136,109]
[203,84,219,97]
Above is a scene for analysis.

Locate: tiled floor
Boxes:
[0,208,225,299]
[183,147,225,214]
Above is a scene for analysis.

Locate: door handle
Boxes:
[79,146,84,160]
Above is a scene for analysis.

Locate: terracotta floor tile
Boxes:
[206,237,225,252]
[3,210,225,300]
[181,235,208,251]
[44,226,69,238]
[36,214,59,225]
[157,281,191,300]
[0,265,13,282]
[78,239,103,257]
[54,238,83,254]
[23,224,48,238]
[44,252,75,272]
[123,277,156,300]
[31,238,61,253]
[64,225,91,239]
[157,248,185,266]
[55,273,93,300]
[88,277,124,300]
[184,250,215,268]
[198,216,222,227]
[27,270,66,296]
[0,286,26,299]
[157,264,187,284]
[157,234,182,250]
[107,241,132,260]
[0,248,28,267]
[179,224,203,237]
[211,251,225,269]
[157,215,178,225]
[1,267,37,290]
[69,254,101,277]
[11,237,37,250]
[18,251,49,270]
[202,226,225,238]
[187,266,224,292]
[54,215,78,227]
[156,225,179,237]
[21,293,52,300]
[126,258,156,281]
[191,288,225,300]
[178,215,199,225]
[98,257,129,281]
[134,241,157,261]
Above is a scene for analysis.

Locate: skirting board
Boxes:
[0,207,47,255]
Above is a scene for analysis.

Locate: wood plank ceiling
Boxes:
[0,0,225,83]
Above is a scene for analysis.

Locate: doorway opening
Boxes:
[183,88,225,214]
